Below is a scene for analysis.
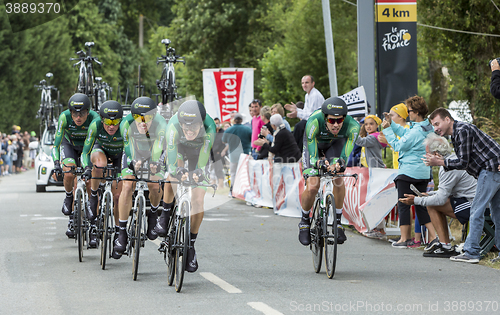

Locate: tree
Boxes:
[259,0,358,108]
[418,0,500,125]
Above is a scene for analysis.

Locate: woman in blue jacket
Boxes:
[382,96,437,248]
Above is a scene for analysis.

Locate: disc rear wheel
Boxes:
[75,189,84,262]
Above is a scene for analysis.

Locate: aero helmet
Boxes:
[131,97,157,116]
[177,100,206,125]
[99,100,123,120]
[321,96,348,117]
[68,93,91,112]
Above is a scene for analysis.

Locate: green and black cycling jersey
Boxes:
[81,117,125,168]
[52,109,99,162]
[165,113,216,176]
[121,113,168,165]
[303,109,360,172]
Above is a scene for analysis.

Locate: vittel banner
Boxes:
[376,0,417,117]
[202,68,254,123]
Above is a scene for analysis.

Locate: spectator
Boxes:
[379,103,425,247]
[222,113,252,197]
[254,107,274,160]
[254,114,301,163]
[1,134,10,176]
[382,95,437,248]
[425,107,500,264]
[15,133,24,173]
[489,58,500,99]
[210,117,226,188]
[271,103,291,131]
[22,131,30,169]
[284,75,325,120]
[285,75,325,154]
[356,115,387,238]
[221,121,231,131]
[355,115,387,168]
[400,133,477,258]
[249,99,265,159]
[8,135,17,174]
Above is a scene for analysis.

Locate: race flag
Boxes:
[338,86,368,118]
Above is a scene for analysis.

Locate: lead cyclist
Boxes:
[298,96,360,246]
[155,100,216,273]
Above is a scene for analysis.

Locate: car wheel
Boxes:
[36,185,46,192]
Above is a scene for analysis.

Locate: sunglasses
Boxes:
[71,110,88,118]
[102,118,121,126]
[326,117,344,125]
[181,123,202,131]
[133,114,154,123]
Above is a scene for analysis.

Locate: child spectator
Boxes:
[355,115,386,168]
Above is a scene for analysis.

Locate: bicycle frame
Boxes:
[156,38,185,120]
[71,42,101,111]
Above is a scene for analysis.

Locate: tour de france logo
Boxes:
[382,27,412,52]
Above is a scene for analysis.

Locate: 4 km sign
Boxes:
[375,0,417,117]
[376,1,417,22]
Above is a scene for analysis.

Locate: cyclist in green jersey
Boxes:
[52,93,99,238]
[298,96,360,246]
[154,100,216,273]
[81,100,124,248]
[113,97,168,259]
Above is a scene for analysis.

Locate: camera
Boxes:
[258,134,265,139]
[489,57,500,68]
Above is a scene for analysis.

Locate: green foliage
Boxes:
[259,0,358,107]
[418,0,500,125]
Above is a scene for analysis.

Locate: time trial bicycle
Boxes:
[63,164,90,262]
[308,168,357,278]
[158,176,216,292]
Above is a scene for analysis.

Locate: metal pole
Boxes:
[357,0,376,114]
[322,0,338,97]
[139,14,144,48]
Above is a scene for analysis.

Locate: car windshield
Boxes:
[42,127,56,156]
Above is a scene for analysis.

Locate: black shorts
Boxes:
[450,196,471,225]
[60,137,83,166]
[302,138,347,169]
[90,143,122,169]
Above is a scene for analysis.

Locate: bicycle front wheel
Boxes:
[100,192,112,270]
[324,193,338,279]
[166,205,177,286]
[310,199,323,273]
[74,188,84,262]
[175,201,190,292]
[132,195,144,281]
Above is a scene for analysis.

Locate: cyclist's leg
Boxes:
[146,174,163,240]
[298,176,321,245]
[89,148,107,220]
[156,173,176,236]
[332,177,347,244]
[186,187,206,272]
[60,138,78,216]
[114,164,136,256]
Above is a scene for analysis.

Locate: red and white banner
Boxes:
[202,68,253,123]
[232,157,399,233]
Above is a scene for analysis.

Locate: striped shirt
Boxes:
[444,121,500,178]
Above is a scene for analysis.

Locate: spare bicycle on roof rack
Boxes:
[70,41,102,111]
[155,39,185,121]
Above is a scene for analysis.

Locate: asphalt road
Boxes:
[1,170,499,315]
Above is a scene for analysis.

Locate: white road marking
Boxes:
[253,215,270,218]
[200,272,242,293]
[247,302,284,315]
[203,218,230,221]
[31,217,68,221]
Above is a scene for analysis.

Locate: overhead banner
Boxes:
[202,68,254,123]
[376,0,417,117]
